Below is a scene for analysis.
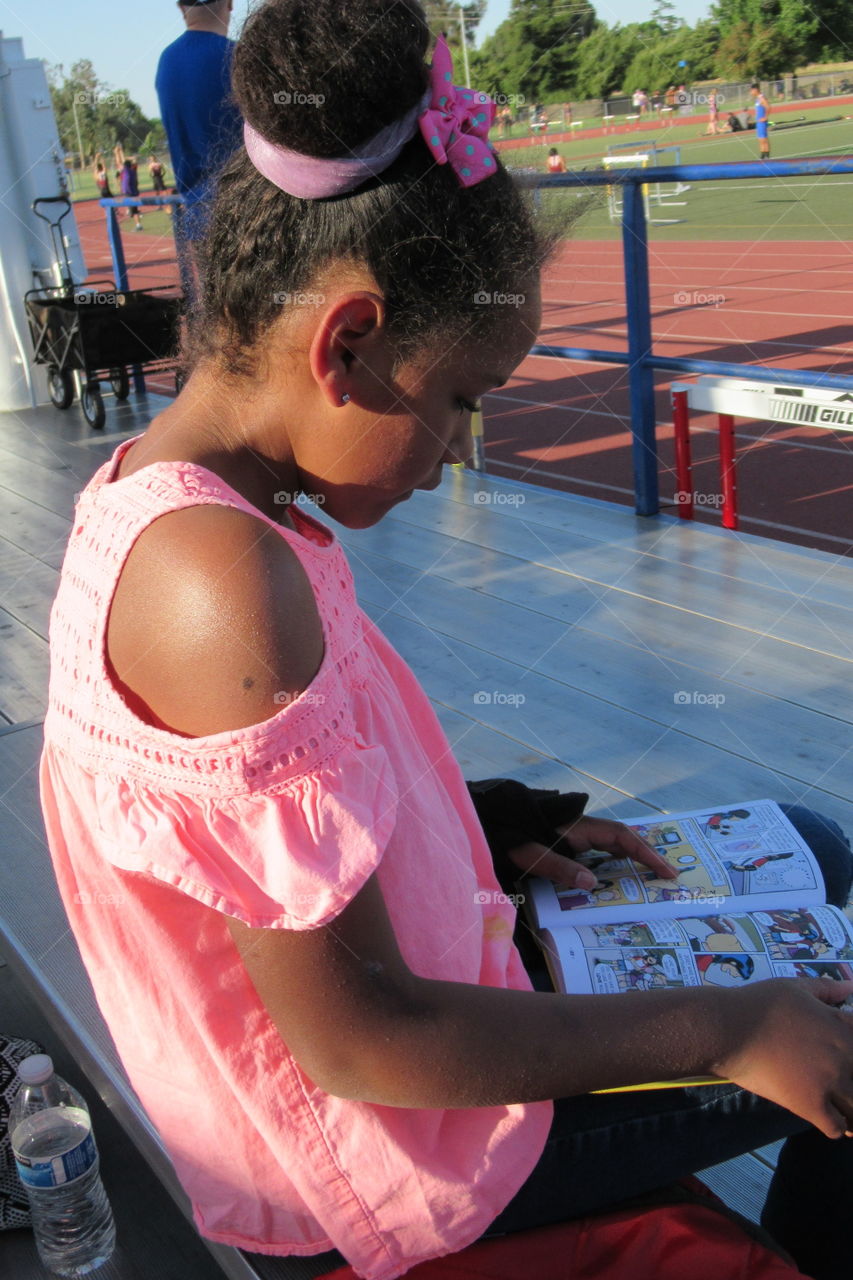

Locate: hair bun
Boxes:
[232,0,430,158]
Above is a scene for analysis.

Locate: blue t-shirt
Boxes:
[155,31,243,222]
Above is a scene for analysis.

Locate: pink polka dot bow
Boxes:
[418,36,497,187]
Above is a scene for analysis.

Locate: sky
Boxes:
[9,0,712,119]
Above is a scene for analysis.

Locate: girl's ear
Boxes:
[308,292,387,408]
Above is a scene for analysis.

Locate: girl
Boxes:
[40,3,853,1278]
[92,157,112,198]
[148,153,166,193]
[546,147,566,174]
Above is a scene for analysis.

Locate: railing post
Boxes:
[104,203,129,292]
[622,180,659,515]
[469,407,486,472]
[718,413,738,530]
[104,200,145,394]
[672,389,693,519]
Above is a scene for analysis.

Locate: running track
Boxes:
[488,237,853,556]
[74,198,853,556]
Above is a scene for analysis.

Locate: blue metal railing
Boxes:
[519,158,853,515]
[98,195,190,394]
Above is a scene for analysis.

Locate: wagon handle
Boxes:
[32,196,72,225]
[32,197,74,291]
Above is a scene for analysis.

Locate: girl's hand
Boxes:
[713,977,853,1138]
[507,815,677,890]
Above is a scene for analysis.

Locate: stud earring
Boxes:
[341,392,350,404]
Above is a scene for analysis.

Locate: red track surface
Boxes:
[487,238,853,555]
[74,198,853,555]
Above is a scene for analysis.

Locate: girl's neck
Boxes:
[122,368,301,525]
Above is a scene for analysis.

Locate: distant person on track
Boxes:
[148,154,172,217]
[156,0,243,243]
[751,83,771,158]
[120,158,143,230]
[546,147,566,173]
[705,90,719,135]
[148,154,167,193]
[93,159,112,199]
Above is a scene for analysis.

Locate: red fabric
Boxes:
[324,1186,812,1280]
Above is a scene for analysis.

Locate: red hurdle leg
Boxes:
[718,413,738,530]
[672,390,693,520]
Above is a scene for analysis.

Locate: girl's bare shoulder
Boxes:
[106,504,324,737]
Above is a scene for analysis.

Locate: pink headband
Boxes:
[243,36,496,199]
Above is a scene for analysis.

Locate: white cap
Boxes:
[18,1054,54,1085]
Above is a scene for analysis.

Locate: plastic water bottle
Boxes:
[9,1054,116,1276]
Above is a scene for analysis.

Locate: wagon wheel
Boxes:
[81,384,106,429]
[110,367,130,400]
[47,366,74,411]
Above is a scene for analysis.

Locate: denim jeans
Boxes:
[484,805,853,1280]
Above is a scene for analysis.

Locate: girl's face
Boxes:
[291,290,541,529]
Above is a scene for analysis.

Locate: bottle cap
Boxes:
[18,1054,54,1085]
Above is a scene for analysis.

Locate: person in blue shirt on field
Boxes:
[155,0,243,241]
[750,83,771,158]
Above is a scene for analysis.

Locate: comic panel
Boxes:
[586,947,691,994]
[752,907,853,963]
[679,915,765,954]
[693,952,774,986]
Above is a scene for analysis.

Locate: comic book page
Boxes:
[525,799,825,931]
[539,904,853,996]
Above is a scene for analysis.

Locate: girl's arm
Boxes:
[108,503,853,1136]
[227,871,853,1138]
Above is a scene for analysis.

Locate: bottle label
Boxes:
[13,1108,98,1189]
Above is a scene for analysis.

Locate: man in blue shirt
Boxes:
[156,1,242,241]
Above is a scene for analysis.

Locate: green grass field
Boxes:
[499,107,853,241]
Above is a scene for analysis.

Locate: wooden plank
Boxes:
[360,605,853,832]
[0,538,60,637]
[358,495,853,657]
[0,398,154,467]
[341,518,853,723]
[0,606,49,723]
[0,488,71,562]
[350,548,853,820]
[394,474,853,614]
[436,465,852,576]
[432,703,659,819]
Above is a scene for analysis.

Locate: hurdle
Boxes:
[671,376,853,529]
[603,153,650,221]
[607,142,690,219]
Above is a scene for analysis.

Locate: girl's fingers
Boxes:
[507,842,598,890]
[556,817,676,879]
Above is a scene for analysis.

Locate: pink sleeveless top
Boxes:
[39,438,552,1279]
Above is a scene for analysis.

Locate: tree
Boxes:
[622,19,720,94]
[472,0,599,101]
[423,0,486,80]
[48,61,156,163]
[714,20,754,77]
[568,23,640,99]
[711,0,852,66]
[651,0,681,35]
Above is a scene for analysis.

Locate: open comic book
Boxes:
[525,798,853,998]
[523,799,853,1089]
